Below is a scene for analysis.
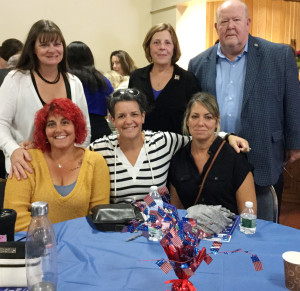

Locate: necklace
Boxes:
[36,69,60,84]
[55,159,82,171]
[56,159,82,171]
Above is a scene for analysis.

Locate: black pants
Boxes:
[0,150,6,179]
[89,114,112,143]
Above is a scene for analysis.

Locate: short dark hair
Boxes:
[0,39,23,61]
[34,98,87,152]
[110,50,137,76]
[17,19,67,73]
[108,88,148,118]
[143,23,181,65]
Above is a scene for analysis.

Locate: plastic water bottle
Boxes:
[148,186,163,241]
[25,202,57,291]
[239,201,256,234]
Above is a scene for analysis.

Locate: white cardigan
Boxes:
[0,70,91,172]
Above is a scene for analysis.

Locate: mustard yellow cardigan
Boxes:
[4,148,110,232]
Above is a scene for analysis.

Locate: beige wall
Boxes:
[150,1,207,69]
[0,0,152,71]
[0,0,207,72]
[151,6,177,28]
[3,0,298,72]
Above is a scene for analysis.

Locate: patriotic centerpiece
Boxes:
[123,191,212,291]
[122,189,263,290]
[159,223,212,291]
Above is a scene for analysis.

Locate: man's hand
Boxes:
[9,148,33,180]
[228,135,250,153]
[286,150,300,164]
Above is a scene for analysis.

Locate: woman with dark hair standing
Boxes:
[129,23,199,134]
[67,41,113,141]
[0,19,91,180]
[110,50,137,77]
[0,38,23,70]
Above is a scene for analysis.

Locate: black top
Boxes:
[129,64,199,134]
[30,72,71,105]
[168,136,254,214]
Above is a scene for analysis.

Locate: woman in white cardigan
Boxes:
[0,19,91,179]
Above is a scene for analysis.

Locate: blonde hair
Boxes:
[182,92,220,135]
[104,70,129,89]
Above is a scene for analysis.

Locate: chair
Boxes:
[0,178,6,210]
[256,184,278,223]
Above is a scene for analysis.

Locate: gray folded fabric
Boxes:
[187,204,235,235]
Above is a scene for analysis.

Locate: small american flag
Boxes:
[204,254,213,265]
[182,217,197,227]
[158,186,171,203]
[158,185,169,194]
[183,223,192,233]
[211,241,222,254]
[127,225,135,233]
[157,206,166,217]
[148,214,157,223]
[171,233,183,248]
[143,194,156,207]
[135,201,146,212]
[183,268,194,277]
[251,255,263,271]
[169,226,177,237]
[212,241,222,249]
[156,259,173,274]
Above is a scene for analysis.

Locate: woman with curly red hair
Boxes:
[4,98,110,232]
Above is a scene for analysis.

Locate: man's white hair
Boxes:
[216,0,249,22]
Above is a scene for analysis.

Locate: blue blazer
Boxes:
[188,35,300,186]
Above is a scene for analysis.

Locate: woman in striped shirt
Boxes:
[90,89,250,204]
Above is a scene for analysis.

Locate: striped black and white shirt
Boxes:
[90,131,189,203]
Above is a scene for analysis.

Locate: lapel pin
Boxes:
[174,74,180,80]
[254,43,258,47]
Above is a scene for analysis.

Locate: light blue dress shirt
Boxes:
[216,41,248,134]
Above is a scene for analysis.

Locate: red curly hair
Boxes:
[34,98,87,152]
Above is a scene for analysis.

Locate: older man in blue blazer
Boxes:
[188,0,300,220]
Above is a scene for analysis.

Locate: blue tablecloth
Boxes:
[15,216,300,290]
